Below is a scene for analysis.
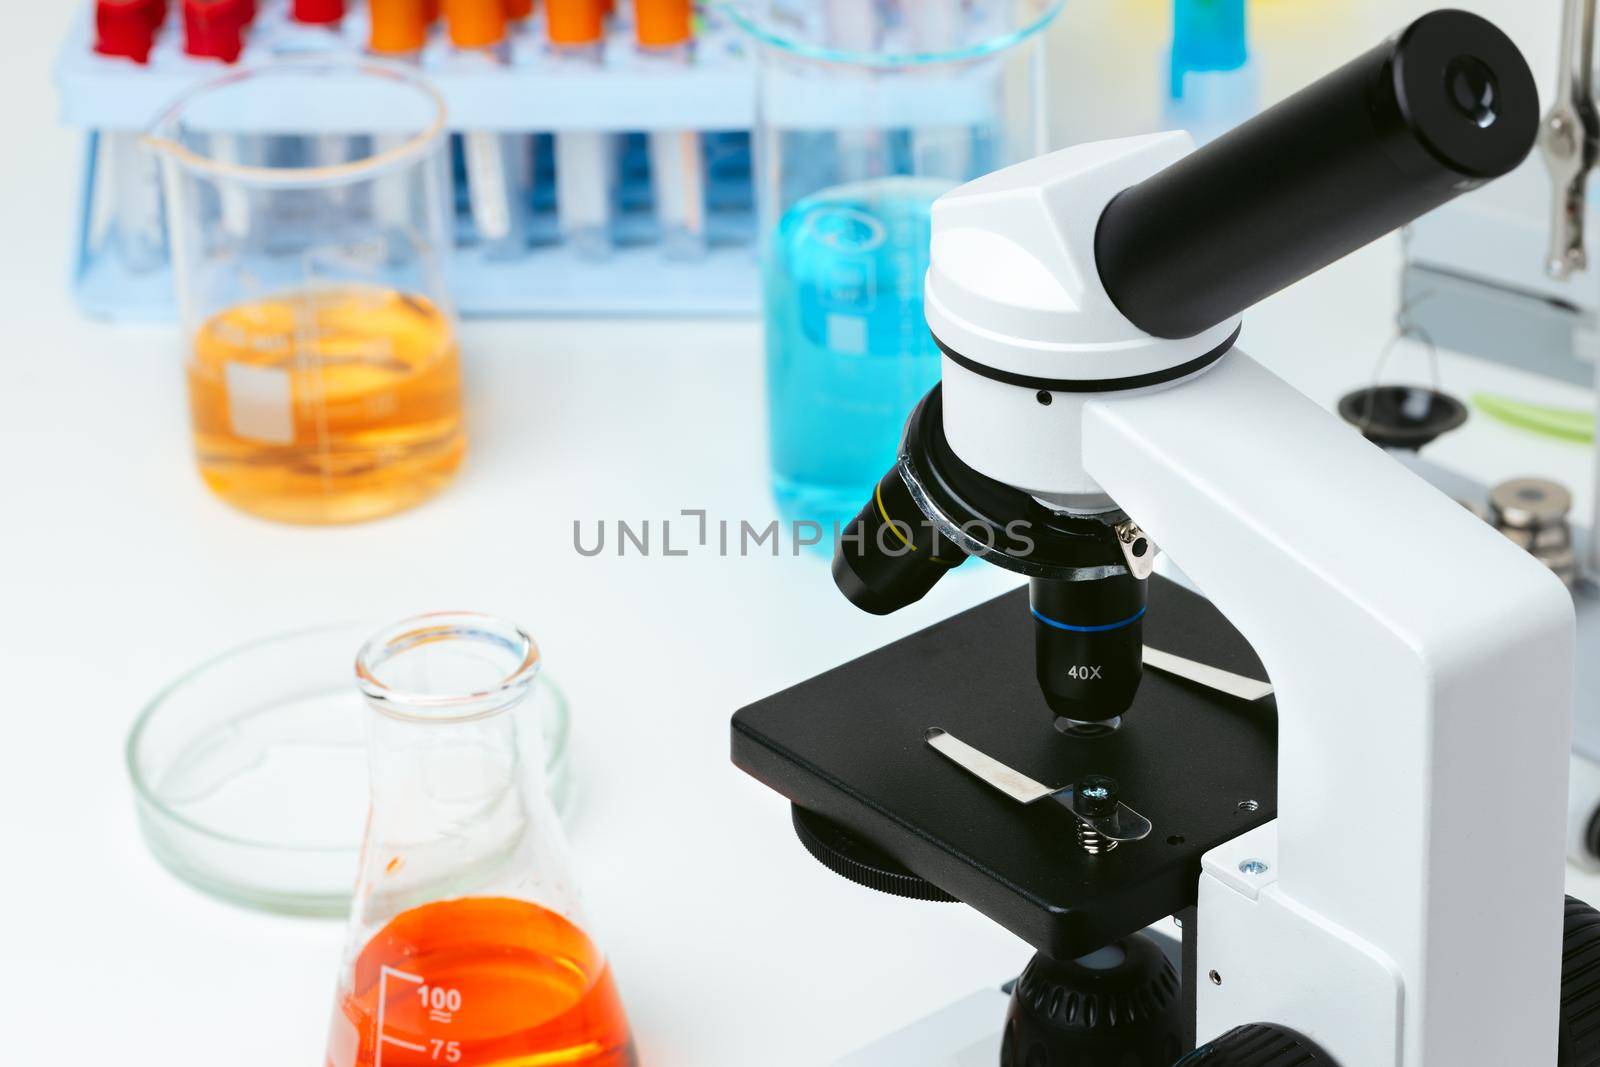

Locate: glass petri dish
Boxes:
[127,623,573,918]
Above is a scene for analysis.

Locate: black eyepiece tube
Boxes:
[1095,10,1539,341]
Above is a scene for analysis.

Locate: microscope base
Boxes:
[834,989,1010,1067]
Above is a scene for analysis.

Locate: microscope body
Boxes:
[751,11,1584,1065]
[926,128,1574,1066]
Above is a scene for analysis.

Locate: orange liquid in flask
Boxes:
[329,897,637,1067]
[187,285,466,524]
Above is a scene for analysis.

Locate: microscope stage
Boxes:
[732,576,1277,959]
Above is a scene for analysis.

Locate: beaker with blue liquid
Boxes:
[727,0,1063,534]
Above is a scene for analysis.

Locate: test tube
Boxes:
[444,0,530,258]
[548,0,614,259]
[1167,0,1257,145]
[291,0,357,211]
[504,0,536,52]
[369,0,433,236]
[183,0,254,237]
[634,0,703,258]
[95,0,167,272]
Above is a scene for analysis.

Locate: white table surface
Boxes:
[7,4,1600,1064]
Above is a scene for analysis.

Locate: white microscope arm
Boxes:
[1087,351,1574,1066]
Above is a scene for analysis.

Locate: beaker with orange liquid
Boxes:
[325,613,636,1067]
[148,62,466,524]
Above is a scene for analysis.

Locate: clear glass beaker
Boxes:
[727,0,1064,534]
[147,62,466,525]
[326,613,635,1067]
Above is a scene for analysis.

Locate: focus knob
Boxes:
[1561,896,1600,1067]
[1002,937,1185,1067]
[1176,1023,1337,1066]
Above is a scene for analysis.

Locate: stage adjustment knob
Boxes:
[1175,1023,1337,1066]
[1561,896,1600,1067]
[789,805,956,902]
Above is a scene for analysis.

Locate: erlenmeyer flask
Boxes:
[325,613,635,1067]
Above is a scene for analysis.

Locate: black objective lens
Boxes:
[833,466,967,616]
[1031,575,1146,723]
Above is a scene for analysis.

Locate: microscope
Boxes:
[734,11,1600,1066]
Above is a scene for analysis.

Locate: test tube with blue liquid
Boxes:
[1166,0,1258,144]
[729,0,1064,536]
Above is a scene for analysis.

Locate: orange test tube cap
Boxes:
[443,0,507,47]
[634,0,690,48]
[370,0,430,52]
[546,0,603,45]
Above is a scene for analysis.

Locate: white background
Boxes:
[3,1,1599,1064]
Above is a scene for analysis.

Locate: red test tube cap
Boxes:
[505,0,534,21]
[293,0,345,24]
[184,0,249,61]
[96,0,158,63]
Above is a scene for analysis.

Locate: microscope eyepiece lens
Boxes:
[1446,55,1498,129]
